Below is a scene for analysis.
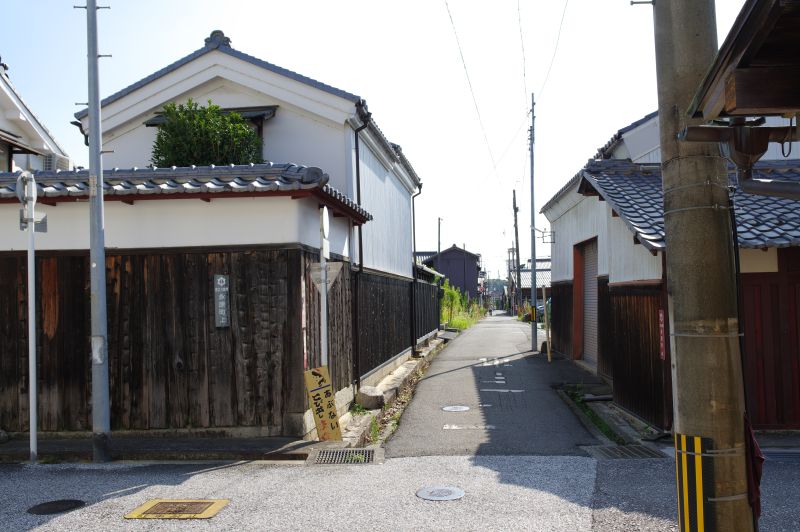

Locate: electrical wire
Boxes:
[443,0,497,170]
[537,0,570,101]
[517,0,528,103]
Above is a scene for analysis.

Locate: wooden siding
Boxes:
[414,280,440,343]
[0,248,306,434]
[597,276,613,380]
[354,271,411,376]
[609,283,672,430]
[741,271,800,429]
[550,281,573,356]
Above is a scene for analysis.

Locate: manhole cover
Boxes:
[442,405,470,412]
[416,486,465,501]
[315,449,374,464]
[581,444,666,459]
[125,499,229,519]
[27,499,85,515]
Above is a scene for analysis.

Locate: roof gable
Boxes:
[75,30,359,122]
[0,69,68,157]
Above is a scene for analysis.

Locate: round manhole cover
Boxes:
[416,486,465,501]
[27,499,86,515]
[441,405,470,412]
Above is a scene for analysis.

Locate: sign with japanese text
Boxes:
[659,309,666,361]
[214,275,230,328]
[303,366,342,441]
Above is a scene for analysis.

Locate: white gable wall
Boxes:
[549,195,608,282]
[606,205,663,283]
[101,76,350,193]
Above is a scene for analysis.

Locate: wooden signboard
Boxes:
[303,366,342,441]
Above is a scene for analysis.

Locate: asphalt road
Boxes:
[385,313,602,458]
[3,313,799,530]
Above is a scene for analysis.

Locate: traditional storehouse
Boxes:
[0,31,436,440]
[542,112,800,430]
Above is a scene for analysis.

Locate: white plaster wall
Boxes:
[0,196,326,251]
[101,78,349,192]
[550,195,608,282]
[740,247,778,273]
[359,144,413,278]
[606,205,663,283]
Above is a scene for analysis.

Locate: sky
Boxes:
[3,0,746,278]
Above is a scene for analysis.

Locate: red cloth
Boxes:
[744,414,765,518]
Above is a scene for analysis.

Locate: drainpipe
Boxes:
[352,99,371,389]
[410,184,423,355]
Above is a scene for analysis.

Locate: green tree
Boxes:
[151,99,263,167]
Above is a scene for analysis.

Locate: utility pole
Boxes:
[651,1,753,529]
[437,217,443,273]
[529,93,538,352]
[512,191,522,316]
[85,0,111,462]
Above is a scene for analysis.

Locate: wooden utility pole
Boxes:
[652,1,753,529]
[512,190,522,315]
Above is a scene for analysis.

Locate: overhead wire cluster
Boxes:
[442,0,571,266]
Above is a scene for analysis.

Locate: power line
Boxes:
[443,0,497,170]
[537,0,570,101]
[517,0,528,103]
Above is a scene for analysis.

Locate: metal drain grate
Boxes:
[315,449,375,465]
[582,444,666,459]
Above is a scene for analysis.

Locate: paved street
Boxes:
[2,313,799,531]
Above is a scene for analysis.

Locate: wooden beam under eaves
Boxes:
[724,67,800,116]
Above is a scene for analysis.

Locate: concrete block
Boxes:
[357,386,385,410]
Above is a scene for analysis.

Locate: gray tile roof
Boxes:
[74,30,360,121]
[0,162,372,222]
[579,158,800,251]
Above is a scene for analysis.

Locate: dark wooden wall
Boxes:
[741,271,800,429]
[609,282,672,430]
[0,248,306,434]
[354,271,411,376]
[550,281,573,356]
[414,279,440,343]
[597,276,613,380]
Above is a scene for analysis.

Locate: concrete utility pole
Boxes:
[512,191,522,315]
[437,217,442,272]
[652,1,753,529]
[529,93,538,352]
[85,0,111,462]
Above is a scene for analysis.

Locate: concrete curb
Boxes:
[556,389,616,447]
[342,334,450,448]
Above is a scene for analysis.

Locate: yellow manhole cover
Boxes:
[125,499,229,519]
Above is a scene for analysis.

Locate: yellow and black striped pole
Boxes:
[675,433,714,531]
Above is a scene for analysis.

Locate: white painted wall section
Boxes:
[549,195,608,282]
[359,144,413,278]
[0,196,329,251]
[606,205,662,283]
[740,248,778,273]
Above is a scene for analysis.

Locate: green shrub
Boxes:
[151,99,263,167]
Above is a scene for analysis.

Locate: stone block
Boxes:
[357,386,384,410]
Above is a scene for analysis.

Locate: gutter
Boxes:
[352,99,371,389]
[410,183,423,354]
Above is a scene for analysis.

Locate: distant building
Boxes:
[417,244,482,300]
